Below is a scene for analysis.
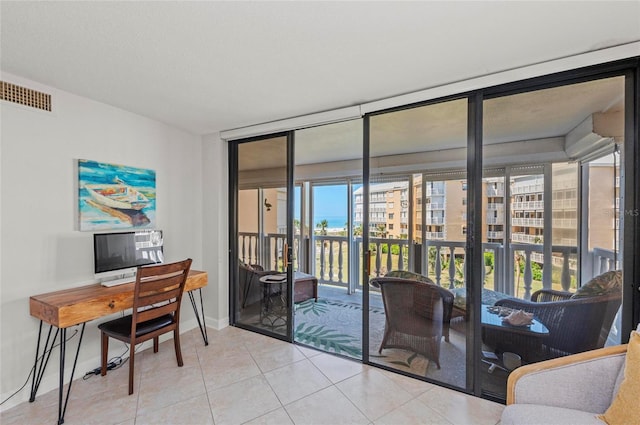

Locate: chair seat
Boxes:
[98,314,174,338]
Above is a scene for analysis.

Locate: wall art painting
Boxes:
[78,159,156,231]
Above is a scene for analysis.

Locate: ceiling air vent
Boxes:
[1,81,51,111]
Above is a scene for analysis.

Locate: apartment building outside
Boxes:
[353,159,617,275]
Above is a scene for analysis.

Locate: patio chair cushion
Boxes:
[385,270,435,284]
[598,330,640,424]
[451,287,512,311]
[571,270,622,299]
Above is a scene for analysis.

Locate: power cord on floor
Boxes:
[83,344,130,380]
[0,329,78,406]
[82,360,121,379]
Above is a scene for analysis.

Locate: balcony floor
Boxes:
[295,284,470,390]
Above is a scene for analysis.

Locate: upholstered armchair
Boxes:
[370,276,444,368]
[385,270,454,342]
[501,344,629,425]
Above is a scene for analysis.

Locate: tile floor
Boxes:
[1,326,504,425]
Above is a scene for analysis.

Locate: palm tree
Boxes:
[376,224,387,239]
[316,219,329,236]
[293,218,300,234]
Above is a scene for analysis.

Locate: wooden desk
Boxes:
[30,270,207,328]
[29,270,208,424]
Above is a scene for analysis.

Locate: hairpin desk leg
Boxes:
[29,322,86,425]
[188,289,208,346]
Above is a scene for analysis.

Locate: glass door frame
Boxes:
[228,131,295,342]
[227,57,639,400]
[476,63,639,396]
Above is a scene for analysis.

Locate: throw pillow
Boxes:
[571,270,622,299]
[598,330,640,425]
[386,270,435,284]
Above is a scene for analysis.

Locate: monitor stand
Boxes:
[100,273,136,287]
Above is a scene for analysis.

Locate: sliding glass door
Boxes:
[367,98,470,389]
[229,61,637,404]
[479,76,627,399]
[293,120,364,359]
[234,134,292,338]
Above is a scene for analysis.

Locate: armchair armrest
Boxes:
[507,345,627,413]
[531,289,573,302]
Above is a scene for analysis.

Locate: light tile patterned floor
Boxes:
[1,326,503,425]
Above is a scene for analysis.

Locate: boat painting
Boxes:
[85,178,150,211]
[79,159,156,231]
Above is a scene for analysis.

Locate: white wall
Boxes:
[0,73,219,408]
[202,133,229,328]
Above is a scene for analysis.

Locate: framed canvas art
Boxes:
[78,159,156,231]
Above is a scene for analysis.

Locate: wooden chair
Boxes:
[98,258,192,395]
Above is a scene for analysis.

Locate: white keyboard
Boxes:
[101,276,135,287]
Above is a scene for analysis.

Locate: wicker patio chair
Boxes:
[385,270,455,342]
[483,271,622,363]
[370,277,444,368]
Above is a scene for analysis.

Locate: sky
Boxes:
[295,184,354,228]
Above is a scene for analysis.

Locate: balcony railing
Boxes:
[512,183,544,194]
[552,199,577,209]
[240,231,615,302]
[552,218,577,228]
[512,233,542,244]
[426,188,444,196]
[512,201,544,210]
[512,217,544,227]
[425,217,444,225]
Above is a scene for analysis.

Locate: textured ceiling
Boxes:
[1,1,639,136]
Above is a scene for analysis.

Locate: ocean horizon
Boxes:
[314,216,348,229]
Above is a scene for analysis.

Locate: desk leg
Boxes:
[188,289,208,346]
[29,322,85,425]
[30,321,59,402]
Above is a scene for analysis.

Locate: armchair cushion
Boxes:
[451,287,512,311]
[599,330,640,425]
[385,270,434,284]
[571,270,622,299]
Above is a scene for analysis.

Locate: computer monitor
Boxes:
[93,230,164,285]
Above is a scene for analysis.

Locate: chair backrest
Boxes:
[371,277,443,335]
[383,271,454,319]
[131,258,192,332]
